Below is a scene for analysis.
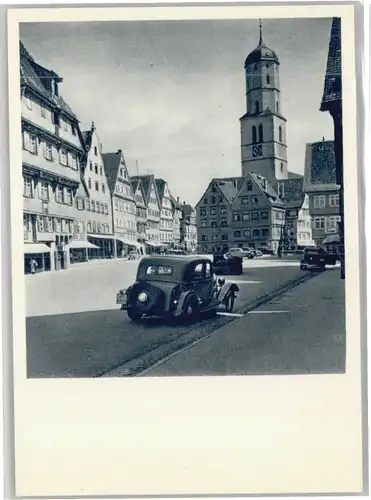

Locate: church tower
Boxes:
[240,21,288,188]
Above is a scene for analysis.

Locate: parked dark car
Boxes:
[300,247,337,270]
[116,256,240,323]
[258,247,275,255]
[212,251,243,275]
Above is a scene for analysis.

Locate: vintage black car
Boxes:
[116,256,240,323]
[212,251,243,275]
[300,247,337,270]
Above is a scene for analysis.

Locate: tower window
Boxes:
[266,75,270,84]
[281,162,284,172]
[276,101,279,113]
[255,101,260,114]
[279,126,283,142]
[252,126,257,144]
[258,124,264,143]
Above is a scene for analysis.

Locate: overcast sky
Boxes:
[20,18,334,207]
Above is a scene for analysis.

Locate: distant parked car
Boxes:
[128,250,140,260]
[254,249,263,257]
[300,247,337,271]
[242,247,256,259]
[258,247,275,255]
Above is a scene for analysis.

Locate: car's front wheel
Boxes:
[127,309,143,323]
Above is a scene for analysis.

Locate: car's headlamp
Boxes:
[138,292,148,303]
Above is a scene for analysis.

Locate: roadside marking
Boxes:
[217,312,244,318]
[225,280,262,284]
[248,310,290,314]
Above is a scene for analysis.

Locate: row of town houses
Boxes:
[21,42,197,273]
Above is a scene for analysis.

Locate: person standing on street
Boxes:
[30,258,38,274]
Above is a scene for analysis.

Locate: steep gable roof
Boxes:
[155,178,166,205]
[250,173,284,206]
[277,178,305,209]
[131,174,160,206]
[101,152,122,194]
[20,41,78,120]
[304,139,337,187]
[321,17,342,112]
[182,204,195,216]
[216,180,239,203]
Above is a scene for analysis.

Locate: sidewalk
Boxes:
[143,269,346,376]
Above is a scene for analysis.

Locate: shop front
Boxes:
[67,240,100,264]
[24,242,52,274]
[115,237,138,258]
[87,234,115,260]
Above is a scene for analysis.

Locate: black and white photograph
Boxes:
[20,14,347,378]
[7,3,364,497]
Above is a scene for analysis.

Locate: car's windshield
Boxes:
[145,265,173,275]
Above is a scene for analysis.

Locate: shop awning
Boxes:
[24,243,51,254]
[87,234,115,240]
[116,237,137,246]
[322,234,340,245]
[147,242,164,247]
[66,240,100,249]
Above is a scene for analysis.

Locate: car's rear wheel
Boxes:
[127,309,143,323]
[181,295,199,324]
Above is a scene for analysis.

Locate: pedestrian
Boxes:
[30,258,38,274]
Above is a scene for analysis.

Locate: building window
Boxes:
[252,212,259,220]
[56,186,63,203]
[59,149,68,166]
[43,142,53,161]
[94,164,98,174]
[102,184,105,193]
[201,221,207,228]
[262,228,269,237]
[95,182,99,191]
[203,198,208,204]
[211,196,216,204]
[210,207,216,215]
[97,203,101,214]
[23,132,38,154]
[88,178,92,189]
[280,162,284,173]
[314,217,326,230]
[71,125,76,136]
[243,229,250,237]
[86,198,90,211]
[222,234,228,241]
[252,126,257,144]
[91,201,96,212]
[201,235,208,241]
[247,181,253,191]
[55,218,61,233]
[220,220,228,227]
[37,216,45,232]
[314,195,326,209]
[234,231,241,238]
[25,97,32,109]
[241,196,249,205]
[211,221,217,228]
[212,235,218,241]
[63,120,68,132]
[279,126,283,143]
[255,101,260,114]
[76,197,84,210]
[276,101,279,113]
[220,206,227,215]
[329,194,339,207]
[258,124,263,143]
[233,213,241,222]
[94,146,98,156]
[87,222,92,232]
[89,161,93,171]
[100,166,103,175]
[23,176,34,197]
[39,182,49,200]
[64,187,72,206]
[252,229,260,238]
[261,211,268,219]
[242,212,249,221]
[71,154,78,170]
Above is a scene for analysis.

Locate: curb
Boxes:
[97,271,317,378]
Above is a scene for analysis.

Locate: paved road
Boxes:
[143,269,346,377]
[26,257,314,378]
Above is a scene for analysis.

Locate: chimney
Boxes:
[117,149,122,154]
[177,196,180,204]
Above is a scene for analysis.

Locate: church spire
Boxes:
[258,18,263,45]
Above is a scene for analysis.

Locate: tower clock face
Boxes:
[252,144,262,158]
